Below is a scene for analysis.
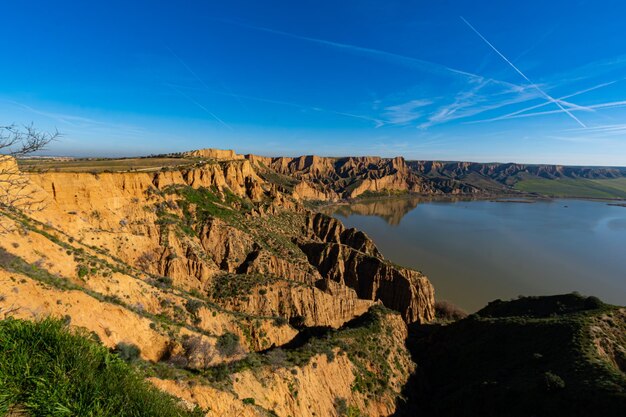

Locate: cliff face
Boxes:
[151,307,414,417]
[0,152,436,416]
[243,148,626,201]
[300,242,435,323]
[248,153,481,200]
[186,148,244,160]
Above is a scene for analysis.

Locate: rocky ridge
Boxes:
[0,151,434,416]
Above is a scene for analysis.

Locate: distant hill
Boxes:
[18,148,626,200]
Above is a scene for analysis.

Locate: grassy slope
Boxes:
[514,177,626,199]
[397,294,626,417]
[0,318,202,417]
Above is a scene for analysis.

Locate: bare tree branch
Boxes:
[0,124,60,230]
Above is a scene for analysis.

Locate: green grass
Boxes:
[0,318,203,416]
[514,177,626,199]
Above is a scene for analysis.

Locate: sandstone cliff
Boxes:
[0,153,436,416]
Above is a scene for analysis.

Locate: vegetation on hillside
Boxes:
[395,294,626,417]
[0,318,203,417]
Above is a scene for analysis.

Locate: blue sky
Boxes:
[2,0,626,165]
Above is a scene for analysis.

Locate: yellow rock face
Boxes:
[0,153,434,416]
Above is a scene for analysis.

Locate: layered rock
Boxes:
[301,242,435,323]
[217,280,374,328]
[0,150,439,417]
[303,212,381,257]
[248,153,482,200]
[150,307,414,417]
[186,148,244,160]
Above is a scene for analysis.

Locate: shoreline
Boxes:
[311,192,626,212]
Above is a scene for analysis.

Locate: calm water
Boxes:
[327,198,626,312]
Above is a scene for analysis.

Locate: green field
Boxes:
[514,177,626,199]
[17,157,196,173]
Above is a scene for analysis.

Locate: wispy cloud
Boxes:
[460,16,587,128]
[562,123,626,136]
[470,80,620,124]
[382,99,433,125]
[415,79,543,129]
[480,99,626,122]
[1,98,146,135]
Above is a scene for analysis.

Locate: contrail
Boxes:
[168,45,249,112]
[483,99,626,121]
[165,47,232,129]
[471,80,619,124]
[164,82,384,127]
[219,18,529,91]
[460,16,587,128]
[167,84,232,130]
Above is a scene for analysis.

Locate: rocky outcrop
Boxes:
[151,307,414,417]
[303,212,381,257]
[198,218,257,272]
[186,148,244,160]
[218,280,374,328]
[239,250,322,284]
[0,149,439,417]
[248,153,482,200]
[301,242,435,323]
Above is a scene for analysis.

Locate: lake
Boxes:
[326,197,626,312]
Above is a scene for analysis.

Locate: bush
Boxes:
[0,318,202,416]
[242,398,255,405]
[435,300,468,321]
[266,348,288,369]
[584,296,603,310]
[114,342,141,362]
[543,371,566,391]
[216,332,241,356]
[77,265,89,279]
[273,316,288,327]
[185,299,203,316]
[180,336,215,370]
[334,397,348,415]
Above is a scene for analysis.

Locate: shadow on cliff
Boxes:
[391,294,626,417]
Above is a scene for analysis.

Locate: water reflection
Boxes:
[326,197,626,312]
[322,196,481,226]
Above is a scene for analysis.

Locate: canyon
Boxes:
[1,149,624,416]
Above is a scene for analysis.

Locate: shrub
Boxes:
[435,300,468,321]
[266,348,288,369]
[179,336,215,370]
[584,296,603,310]
[156,276,172,288]
[334,397,348,415]
[543,371,566,390]
[242,398,255,405]
[185,299,203,316]
[77,265,89,279]
[273,316,288,327]
[216,332,240,356]
[114,342,141,362]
